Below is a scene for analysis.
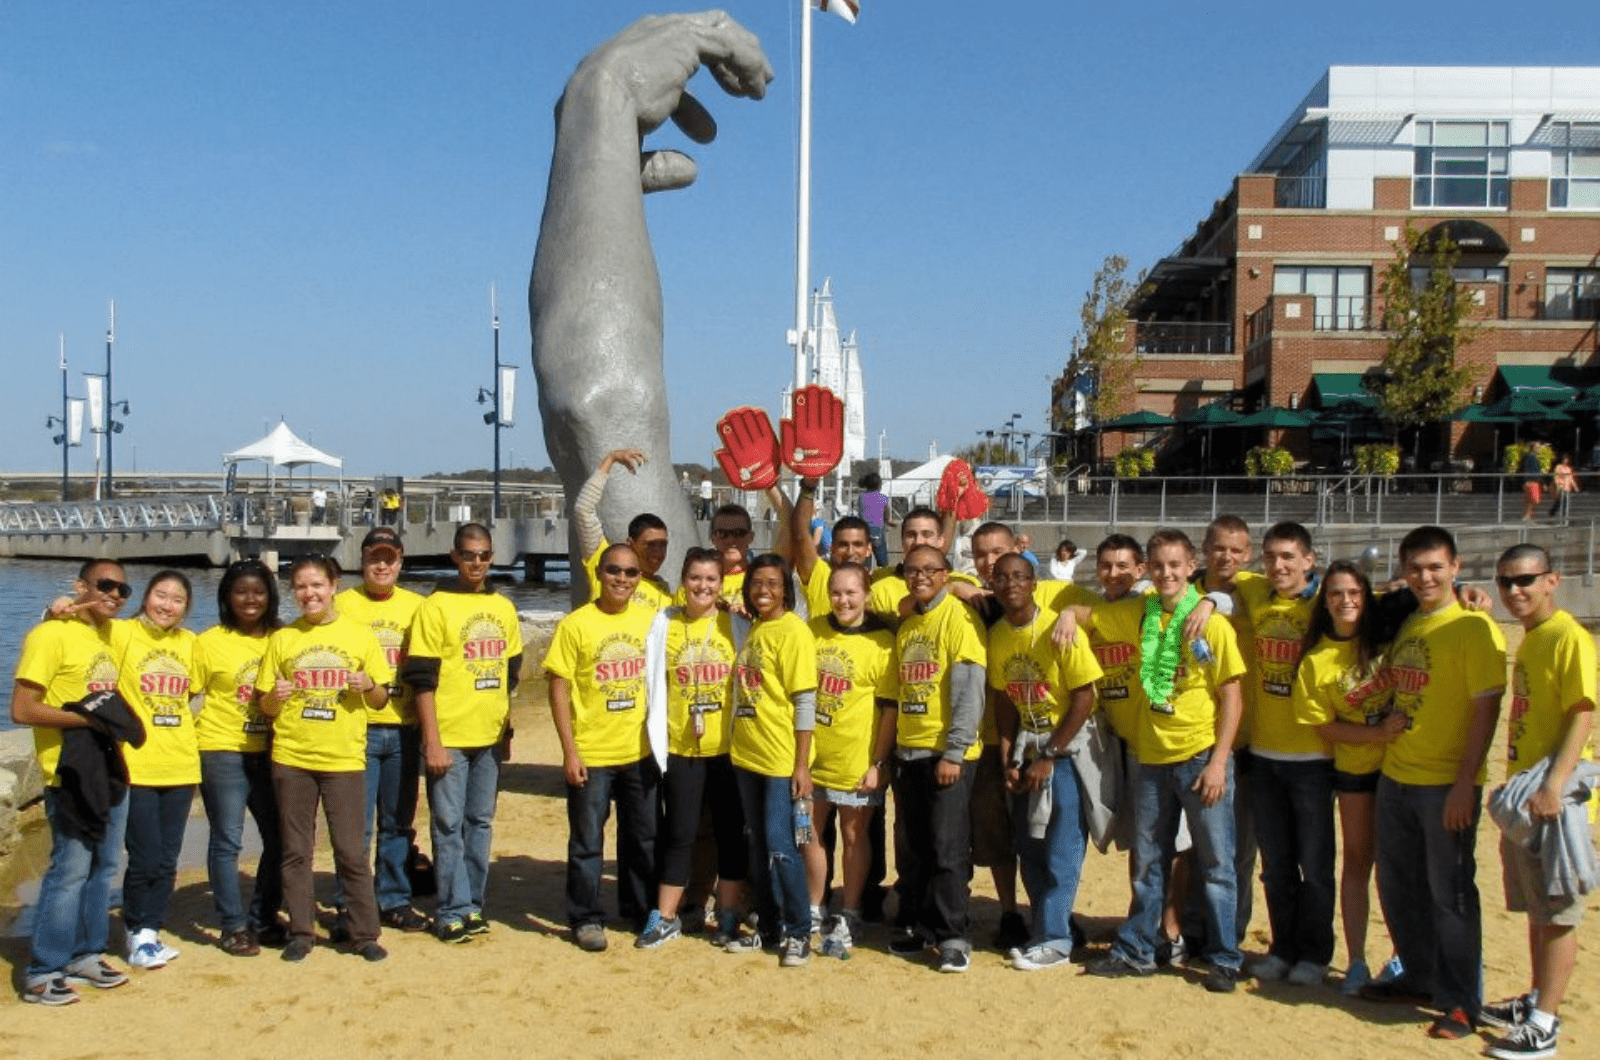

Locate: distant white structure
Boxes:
[805,278,867,466]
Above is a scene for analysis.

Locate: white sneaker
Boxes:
[1286,960,1327,986]
[1250,954,1291,981]
[1010,943,1073,972]
[125,928,153,961]
[127,941,167,970]
[1340,959,1371,997]
[154,935,181,963]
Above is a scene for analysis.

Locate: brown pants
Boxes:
[272,764,380,946]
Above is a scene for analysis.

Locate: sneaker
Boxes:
[1010,943,1072,972]
[435,919,470,944]
[937,946,970,974]
[128,941,167,970]
[993,910,1030,950]
[63,957,128,990]
[1155,934,1190,968]
[379,906,431,933]
[635,911,682,950]
[329,910,352,944]
[711,912,740,948]
[21,977,79,1006]
[153,935,180,963]
[722,931,765,955]
[1359,978,1433,1005]
[779,936,811,968]
[355,942,388,963]
[1372,953,1405,984]
[281,938,312,962]
[1428,1007,1475,1040]
[1086,952,1154,979]
[1286,960,1327,987]
[463,912,491,935]
[1485,1018,1560,1060]
[1340,959,1371,997]
[220,929,260,957]
[889,929,931,957]
[574,922,608,953]
[1481,994,1537,1030]
[1250,954,1292,981]
[1203,965,1240,994]
[255,921,289,948]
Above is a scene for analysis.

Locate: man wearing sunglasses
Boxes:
[545,543,660,952]
[13,559,134,1004]
[403,524,524,944]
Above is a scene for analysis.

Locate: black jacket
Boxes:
[55,690,146,842]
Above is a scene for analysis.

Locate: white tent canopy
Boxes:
[223,420,343,491]
[882,454,954,506]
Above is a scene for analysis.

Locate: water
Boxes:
[0,558,571,729]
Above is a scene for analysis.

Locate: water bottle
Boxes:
[1190,637,1214,667]
[792,796,813,847]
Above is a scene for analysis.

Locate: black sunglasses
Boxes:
[602,564,642,578]
[1495,571,1550,590]
[95,577,133,599]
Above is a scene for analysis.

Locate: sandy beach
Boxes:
[2,621,1596,1060]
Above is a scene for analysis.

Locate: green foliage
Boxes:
[1502,442,1554,476]
[955,439,1014,467]
[1355,444,1401,477]
[1374,225,1480,431]
[1114,447,1154,478]
[1244,446,1295,477]
[1056,255,1146,427]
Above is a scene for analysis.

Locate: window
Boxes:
[1548,122,1600,210]
[1545,268,1600,320]
[1273,266,1370,329]
[1413,120,1509,208]
[1409,264,1509,317]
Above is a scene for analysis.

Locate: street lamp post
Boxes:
[45,335,70,500]
[476,286,513,525]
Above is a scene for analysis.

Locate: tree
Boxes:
[1373,225,1481,457]
[1056,254,1144,425]
[954,438,1014,467]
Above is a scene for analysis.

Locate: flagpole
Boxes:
[792,0,813,396]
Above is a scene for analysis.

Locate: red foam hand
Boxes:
[714,406,780,490]
[780,385,845,477]
[936,458,989,520]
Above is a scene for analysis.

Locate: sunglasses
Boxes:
[456,549,493,562]
[1495,571,1550,590]
[602,564,642,578]
[95,577,133,599]
[711,527,752,540]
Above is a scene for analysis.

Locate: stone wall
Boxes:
[0,728,43,857]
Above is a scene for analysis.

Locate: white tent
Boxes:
[882,454,955,506]
[223,420,343,491]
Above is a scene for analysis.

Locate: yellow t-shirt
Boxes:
[335,585,424,725]
[895,592,988,759]
[661,609,739,758]
[1506,609,1597,776]
[1048,582,1100,613]
[1383,601,1507,786]
[1239,582,1324,758]
[809,615,897,790]
[1084,592,1149,743]
[583,541,673,611]
[542,602,652,767]
[1096,598,1246,766]
[730,611,818,778]
[412,588,525,750]
[1292,636,1393,776]
[870,568,979,621]
[114,618,201,787]
[13,617,120,787]
[803,558,834,622]
[261,615,393,773]
[193,625,273,753]
[1222,570,1266,748]
[986,606,1104,736]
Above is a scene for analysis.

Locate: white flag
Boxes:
[85,375,105,432]
[498,365,517,426]
[817,0,858,24]
[68,398,85,446]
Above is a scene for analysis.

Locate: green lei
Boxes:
[1139,585,1201,706]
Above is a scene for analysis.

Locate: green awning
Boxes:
[1308,373,1375,411]
[1495,365,1578,403]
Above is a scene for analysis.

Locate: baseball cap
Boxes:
[360,527,403,554]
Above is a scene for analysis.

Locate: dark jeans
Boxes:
[123,784,196,934]
[1250,756,1336,966]
[273,765,379,947]
[734,767,811,941]
[659,753,746,887]
[892,755,975,951]
[1375,776,1482,1019]
[565,758,658,929]
[200,750,283,933]
[867,525,889,568]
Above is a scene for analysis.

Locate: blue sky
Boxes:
[1,1,1592,480]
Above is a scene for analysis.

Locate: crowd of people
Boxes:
[10,448,1595,1059]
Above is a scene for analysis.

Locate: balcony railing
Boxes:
[1274,175,1326,209]
[1131,321,1233,355]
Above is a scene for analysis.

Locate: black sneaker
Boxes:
[1485,1017,1560,1060]
[1481,993,1536,1030]
[329,910,352,944]
[379,906,431,933]
[1203,965,1239,994]
[1359,979,1433,1006]
[1086,952,1153,979]
[937,947,970,974]
[356,942,388,963]
[281,939,313,962]
[992,911,1030,951]
[435,919,470,944]
[889,929,930,957]
[255,921,289,948]
[463,912,490,935]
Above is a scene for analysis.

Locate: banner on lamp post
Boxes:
[67,398,85,446]
[498,366,516,427]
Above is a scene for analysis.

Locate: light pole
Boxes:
[476,285,514,524]
[102,301,130,498]
[44,335,71,500]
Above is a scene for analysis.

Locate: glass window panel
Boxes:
[1435,122,1487,147]
[1415,121,1432,146]
[1273,268,1304,295]
[1568,153,1600,178]
[1489,122,1508,147]
[1491,178,1510,207]
[1436,179,1488,206]
[1569,182,1600,209]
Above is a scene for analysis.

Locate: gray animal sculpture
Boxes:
[529,11,774,600]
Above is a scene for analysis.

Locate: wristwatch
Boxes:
[1043,744,1068,760]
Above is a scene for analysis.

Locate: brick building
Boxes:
[1055,66,1600,473]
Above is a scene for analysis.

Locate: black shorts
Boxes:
[1332,768,1380,794]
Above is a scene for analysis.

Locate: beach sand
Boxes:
[2,622,1596,1060]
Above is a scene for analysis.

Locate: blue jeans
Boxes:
[1375,776,1482,1019]
[427,745,500,924]
[734,767,810,942]
[333,725,420,913]
[122,784,195,934]
[1115,749,1240,971]
[565,758,658,929]
[1251,756,1336,966]
[27,788,129,982]
[867,525,889,568]
[199,750,283,933]
[1012,756,1087,955]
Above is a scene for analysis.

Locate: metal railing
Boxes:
[1274,175,1326,209]
[0,495,222,535]
[1131,321,1234,355]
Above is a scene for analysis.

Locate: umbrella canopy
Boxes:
[1449,404,1516,423]
[1100,410,1175,430]
[1561,387,1600,414]
[1180,402,1242,428]
[1484,393,1570,421]
[1237,407,1314,429]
